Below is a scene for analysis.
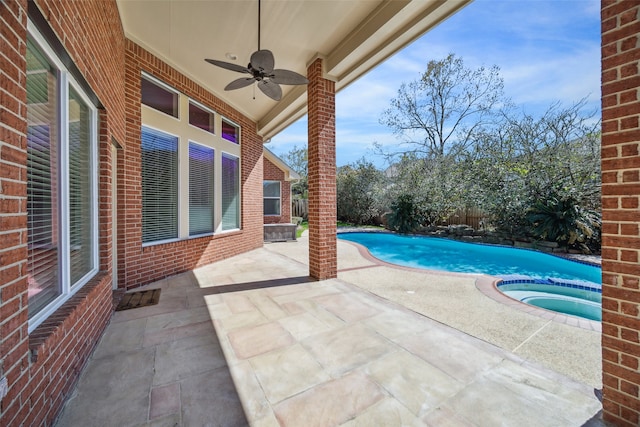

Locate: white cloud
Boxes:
[271,0,601,168]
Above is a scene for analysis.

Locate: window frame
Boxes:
[221,152,241,231]
[140,74,242,241]
[141,72,180,120]
[221,116,241,145]
[263,180,282,216]
[188,100,216,135]
[140,125,180,246]
[27,21,99,333]
[188,141,215,237]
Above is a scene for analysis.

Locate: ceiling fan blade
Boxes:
[250,50,275,73]
[205,58,250,74]
[270,69,309,85]
[258,80,282,101]
[224,78,256,91]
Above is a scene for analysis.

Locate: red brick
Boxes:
[619,407,640,426]
[307,58,336,280]
[621,353,639,370]
[603,348,619,363]
[621,250,639,263]
[621,327,640,343]
[623,276,640,289]
[621,302,640,317]
[620,224,639,237]
[602,222,619,234]
[621,116,639,130]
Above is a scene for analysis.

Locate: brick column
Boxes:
[307,58,337,280]
[601,2,640,425]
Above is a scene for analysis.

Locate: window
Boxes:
[26,27,98,330]
[189,101,215,134]
[189,143,215,235]
[142,75,178,118]
[141,127,179,243]
[221,154,240,230]
[221,118,239,144]
[140,74,241,238]
[263,181,281,216]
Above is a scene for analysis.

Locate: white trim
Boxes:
[141,72,180,120]
[263,180,282,216]
[111,144,118,290]
[140,77,242,239]
[26,22,99,333]
[221,116,241,145]
[188,99,216,136]
[187,140,216,236]
[220,152,241,232]
[140,126,180,244]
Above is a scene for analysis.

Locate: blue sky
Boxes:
[266,0,601,168]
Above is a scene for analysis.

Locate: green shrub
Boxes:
[385,194,424,234]
[527,196,601,251]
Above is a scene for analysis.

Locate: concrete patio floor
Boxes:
[55,235,603,426]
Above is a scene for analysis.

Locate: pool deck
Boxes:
[55,234,603,426]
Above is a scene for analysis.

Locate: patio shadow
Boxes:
[55,270,250,427]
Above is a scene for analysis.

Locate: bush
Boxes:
[526,196,601,251]
[385,194,424,234]
[336,159,386,225]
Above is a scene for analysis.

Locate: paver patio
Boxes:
[55,236,603,426]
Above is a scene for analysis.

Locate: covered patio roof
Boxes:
[116,0,471,139]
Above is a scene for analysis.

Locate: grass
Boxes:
[296,221,384,238]
[337,221,385,230]
[296,221,308,238]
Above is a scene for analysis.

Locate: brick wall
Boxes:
[0,0,29,425]
[121,40,264,289]
[264,157,292,224]
[0,0,123,425]
[307,58,337,280]
[601,1,640,425]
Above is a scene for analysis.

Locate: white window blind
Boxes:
[26,37,60,315]
[189,143,214,235]
[221,153,239,230]
[26,26,98,330]
[68,87,94,284]
[141,127,179,243]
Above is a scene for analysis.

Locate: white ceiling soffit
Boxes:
[117,0,471,140]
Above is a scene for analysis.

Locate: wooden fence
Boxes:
[293,198,485,229]
[443,206,486,229]
[292,199,308,219]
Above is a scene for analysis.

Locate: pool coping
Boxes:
[338,235,602,333]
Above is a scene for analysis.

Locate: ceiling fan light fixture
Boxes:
[204,0,309,101]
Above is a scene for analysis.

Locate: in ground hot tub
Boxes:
[498,280,601,322]
[521,294,601,322]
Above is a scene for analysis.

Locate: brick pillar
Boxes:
[307,58,337,280]
[601,2,640,425]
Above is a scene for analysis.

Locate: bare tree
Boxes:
[380,54,505,158]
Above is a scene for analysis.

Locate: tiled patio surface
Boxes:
[55,237,603,426]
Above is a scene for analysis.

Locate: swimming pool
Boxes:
[339,232,602,321]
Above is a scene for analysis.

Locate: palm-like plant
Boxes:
[527,196,601,248]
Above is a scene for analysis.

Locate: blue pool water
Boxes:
[339,232,601,283]
[339,232,602,321]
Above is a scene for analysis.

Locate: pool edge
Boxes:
[338,236,601,332]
